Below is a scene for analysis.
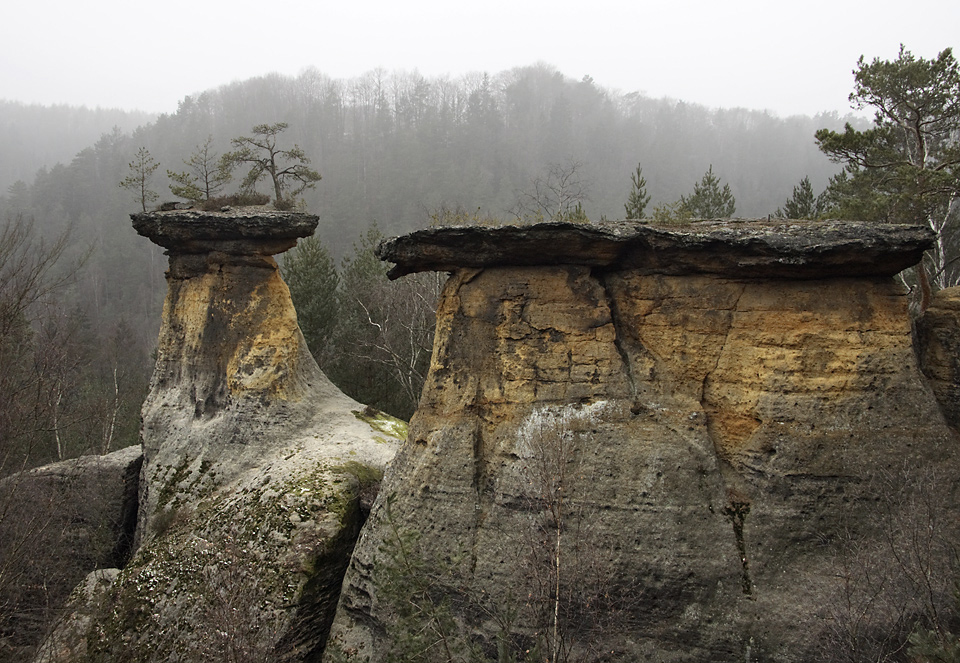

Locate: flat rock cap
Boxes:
[132,207,319,255]
[377,219,934,279]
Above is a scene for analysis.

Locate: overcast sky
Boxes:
[2,0,958,118]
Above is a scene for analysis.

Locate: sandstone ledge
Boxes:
[377,219,933,279]
[132,207,318,254]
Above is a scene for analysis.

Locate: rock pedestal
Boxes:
[40,209,403,663]
[327,220,959,662]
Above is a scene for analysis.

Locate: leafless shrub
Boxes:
[514,402,642,663]
[817,463,960,662]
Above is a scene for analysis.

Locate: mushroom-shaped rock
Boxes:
[329,220,959,662]
[41,209,403,663]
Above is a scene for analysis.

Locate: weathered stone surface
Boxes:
[42,210,402,662]
[916,286,960,429]
[377,219,935,279]
[0,446,141,662]
[132,206,318,255]
[328,221,959,662]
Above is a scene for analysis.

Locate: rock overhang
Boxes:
[132,207,319,255]
[377,219,934,279]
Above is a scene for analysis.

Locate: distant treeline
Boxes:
[0,101,156,194]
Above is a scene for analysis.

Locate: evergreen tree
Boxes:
[816,45,960,291]
[775,176,825,219]
[167,136,233,203]
[281,234,339,360]
[224,123,321,208]
[679,165,736,218]
[624,163,651,219]
[119,147,159,212]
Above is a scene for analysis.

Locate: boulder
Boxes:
[41,209,402,662]
[0,445,141,662]
[327,220,960,662]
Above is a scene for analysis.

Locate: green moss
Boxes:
[352,406,408,440]
[332,460,384,489]
[83,459,370,660]
[154,456,193,511]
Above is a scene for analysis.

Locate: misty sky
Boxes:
[3,0,958,118]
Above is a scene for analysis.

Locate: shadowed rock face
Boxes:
[328,220,960,662]
[40,209,403,663]
[377,219,934,279]
[916,286,960,429]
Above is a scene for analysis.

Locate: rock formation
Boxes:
[39,208,403,662]
[327,220,960,662]
[0,445,141,660]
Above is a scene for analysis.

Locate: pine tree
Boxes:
[816,45,960,290]
[679,165,736,218]
[624,164,651,219]
[281,234,339,360]
[119,147,159,212]
[224,123,321,208]
[775,176,824,219]
[167,136,233,203]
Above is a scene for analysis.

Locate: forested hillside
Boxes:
[0,101,155,194]
[0,64,853,472]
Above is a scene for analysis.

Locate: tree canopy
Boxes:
[224,122,321,207]
[816,46,960,290]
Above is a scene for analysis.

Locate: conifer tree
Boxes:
[119,147,159,212]
[624,163,651,219]
[816,45,960,290]
[679,165,736,218]
[281,234,339,360]
[224,123,321,208]
[167,136,232,203]
[775,176,825,219]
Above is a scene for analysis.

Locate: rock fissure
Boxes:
[597,271,640,402]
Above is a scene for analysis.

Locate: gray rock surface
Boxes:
[916,285,960,428]
[328,220,959,662]
[0,445,141,662]
[377,219,934,279]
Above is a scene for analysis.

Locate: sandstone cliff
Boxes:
[39,209,402,662]
[327,220,960,662]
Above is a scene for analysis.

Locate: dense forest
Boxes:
[0,63,855,473]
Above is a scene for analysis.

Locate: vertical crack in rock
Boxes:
[596,271,640,404]
[698,283,755,596]
[722,499,753,597]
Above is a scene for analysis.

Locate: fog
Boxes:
[3,0,958,117]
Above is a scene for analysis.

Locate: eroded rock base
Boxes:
[328,265,958,662]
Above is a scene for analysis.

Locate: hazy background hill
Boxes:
[0,101,156,194]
